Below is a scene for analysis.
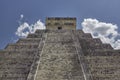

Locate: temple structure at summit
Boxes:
[0,17,120,80]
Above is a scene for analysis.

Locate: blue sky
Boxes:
[0,0,120,49]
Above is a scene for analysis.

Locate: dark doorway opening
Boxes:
[58,27,62,30]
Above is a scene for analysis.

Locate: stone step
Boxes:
[27,33,42,38]
[0,58,33,64]
[86,56,120,61]
[92,75,120,80]
[44,30,73,34]
[75,30,84,34]
[0,63,32,69]
[47,32,72,36]
[0,72,28,77]
[81,38,102,44]
[89,67,120,75]
[1,49,39,53]
[0,65,32,75]
[0,54,35,59]
[3,74,28,78]
[0,72,28,80]
[93,44,112,49]
[87,61,120,67]
[0,50,38,58]
[86,56,120,66]
[16,38,41,44]
[5,43,38,50]
[84,49,120,56]
[80,38,113,50]
[90,64,120,67]
[84,43,112,49]
[79,33,92,38]
[0,67,30,72]
[0,67,30,79]
[47,34,72,39]
[35,30,46,34]
[0,77,27,80]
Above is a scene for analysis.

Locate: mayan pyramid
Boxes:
[0,17,120,80]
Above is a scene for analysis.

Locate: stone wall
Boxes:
[46,17,76,30]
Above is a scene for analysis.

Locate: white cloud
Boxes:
[82,18,120,49]
[20,14,24,20]
[15,15,46,37]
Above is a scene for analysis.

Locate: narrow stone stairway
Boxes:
[35,30,85,80]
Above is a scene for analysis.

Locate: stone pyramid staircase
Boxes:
[34,30,85,80]
[0,30,46,80]
[0,29,120,80]
[79,32,120,80]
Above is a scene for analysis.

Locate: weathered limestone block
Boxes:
[27,33,42,38]
[35,30,46,34]
[80,38,113,50]
[17,38,41,44]
[5,43,38,50]
[84,50,120,56]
